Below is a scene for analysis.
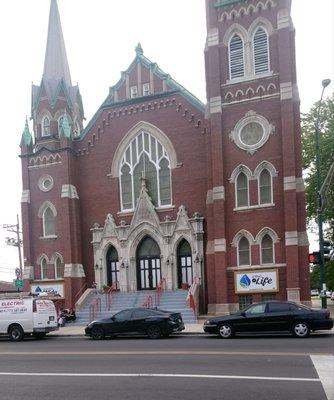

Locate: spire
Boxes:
[43,0,72,88]
[20,118,32,147]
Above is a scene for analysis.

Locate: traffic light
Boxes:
[308,252,321,265]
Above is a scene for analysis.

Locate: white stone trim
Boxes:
[214,238,226,253]
[206,240,214,255]
[296,178,305,192]
[61,184,79,199]
[227,263,286,271]
[207,28,219,47]
[222,92,279,107]
[64,264,86,278]
[284,176,306,192]
[255,227,280,245]
[212,186,225,201]
[298,232,309,247]
[21,190,30,204]
[280,82,293,100]
[233,203,275,212]
[286,288,300,302]
[38,174,54,192]
[277,9,291,30]
[285,231,298,246]
[209,96,222,114]
[206,190,213,205]
[231,230,255,247]
[23,266,34,280]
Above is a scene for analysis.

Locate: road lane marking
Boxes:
[311,355,334,400]
[0,351,331,357]
[0,372,321,382]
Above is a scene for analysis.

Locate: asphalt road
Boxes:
[0,334,333,400]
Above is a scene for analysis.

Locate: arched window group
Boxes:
[119,131,172,211]
[39,254,64,280]
[236,230,276,267]
[233,164,275,209]
[228,26,270,80]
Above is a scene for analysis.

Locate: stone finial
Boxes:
[135,42,144,56]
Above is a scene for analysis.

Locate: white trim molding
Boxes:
[207,28,219,47]
[280,82,293,100]
[209,96,222,114]
[23,266,34,280]
[206,190,213,205]
[277,8,292,30]
[284,176,306,192]
[285,231,298,246]
[214,238,226,253]
[21,190,30,204]
[298,232,309,247]
[64,264,86,278]
[212,186,225,201]
[61,184,79,199]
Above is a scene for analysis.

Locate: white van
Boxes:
[0,296,58,341]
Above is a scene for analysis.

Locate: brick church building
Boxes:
[20,0,310,313]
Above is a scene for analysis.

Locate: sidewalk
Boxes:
[49,323,204,336]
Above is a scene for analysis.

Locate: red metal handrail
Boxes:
[89,297,101,322]
[105,281,119,311]
[142,295,153,308]
[74,282,88,303]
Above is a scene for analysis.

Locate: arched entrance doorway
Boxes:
[177,239,193,288]
[106,246,119,288]
[136,237,161,290]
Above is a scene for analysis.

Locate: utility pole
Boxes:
[314,78,331,308]
[3,214,23,291]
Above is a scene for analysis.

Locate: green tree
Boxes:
[310,262,334,291]
[301,94,334,239]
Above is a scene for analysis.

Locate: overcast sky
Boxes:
[0,0,333,282]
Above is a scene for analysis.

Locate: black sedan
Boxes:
[85,307,185,340]
[203,301,333,338]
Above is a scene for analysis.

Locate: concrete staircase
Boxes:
[74,289,197,325]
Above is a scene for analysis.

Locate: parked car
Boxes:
[203,301,333,339]
[331,292,334,301]
[311,289,319,296]
[85,307,185,340]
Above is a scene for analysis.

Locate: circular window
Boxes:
[240,122,264,146]
[38,175,54,192]
[230,112,275,155]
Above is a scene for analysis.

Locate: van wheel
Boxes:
[9,325,24,342]
[33,333,46,339]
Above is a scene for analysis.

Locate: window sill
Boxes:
[39,235,58,240]
[118,205,175,216]
[227,263,286,271]
[234,203,275,212]
[33,279,65,283]
[223,72,276,86]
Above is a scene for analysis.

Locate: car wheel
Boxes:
[147,325,162,339]
[91,326,105,340]
[218,323,234,339]
[9,325,24,342]
[292,322,310,338]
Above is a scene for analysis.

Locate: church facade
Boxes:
[20,0,310,313]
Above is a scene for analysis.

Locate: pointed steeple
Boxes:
[20,118,32,147]
[43,0,72,88]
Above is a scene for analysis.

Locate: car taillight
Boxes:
[33,300,37,313]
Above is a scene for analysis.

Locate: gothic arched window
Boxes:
[261,234,274,264]
[238,236,251,266]
[229,34,245,79]
[54,256,63,279]
[259,169,272,204]
[43,207,56,237]
[119,131,172,210]
[236,172,249,208]
[253,27,269,75]
[41,116,50,137]
[41,257,48,280]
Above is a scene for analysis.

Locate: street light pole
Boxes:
[314,78,331,309]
